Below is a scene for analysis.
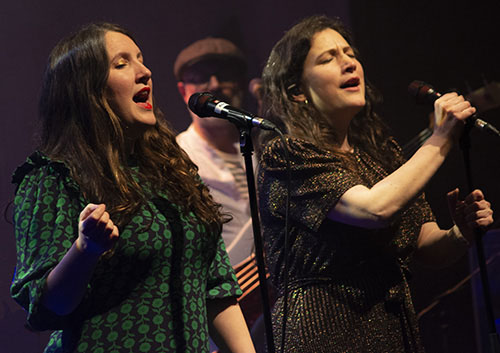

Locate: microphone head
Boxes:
[408,80,440,104]
[188,92,215,117]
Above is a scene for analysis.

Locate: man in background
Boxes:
[174,37,254,267]
[174,36,267,353]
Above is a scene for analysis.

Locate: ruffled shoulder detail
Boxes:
[265,135,326,154]
[261,135,347,171]
[11,151,80,194]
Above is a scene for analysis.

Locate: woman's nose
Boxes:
[341,54,356,73]
[137,62,152,83]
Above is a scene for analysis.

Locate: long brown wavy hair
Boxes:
[39,22,224,234]
[259,15,398,171]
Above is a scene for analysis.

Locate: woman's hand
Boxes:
[43,204,119,315]
[76,204,119,254]
[447,188,494,243]
[432,92,476,142]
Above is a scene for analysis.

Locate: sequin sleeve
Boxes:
[10,152,85,330]
[258,137,364,232]
[206,234,242,299]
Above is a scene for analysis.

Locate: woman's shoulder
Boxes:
[261,135,340,165]
[12,151,79,193]
[263,135,328,155]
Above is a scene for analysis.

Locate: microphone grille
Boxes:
[408,80,438,104]
[188,92,213,117]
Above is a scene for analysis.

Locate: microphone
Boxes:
[408,80,500,137]
[188,92,277,131]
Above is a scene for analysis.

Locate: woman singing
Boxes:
[10,23,255,353]
[257,15,493,352]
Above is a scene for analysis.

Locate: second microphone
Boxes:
[188,92,277,131]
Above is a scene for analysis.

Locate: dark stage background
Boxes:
[0,1,498,352]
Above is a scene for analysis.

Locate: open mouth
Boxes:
[340,78,360,89]
[133,87,152,109]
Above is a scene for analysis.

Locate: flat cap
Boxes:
[173,37,246,81]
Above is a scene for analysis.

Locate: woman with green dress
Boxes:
[11,22,255,353]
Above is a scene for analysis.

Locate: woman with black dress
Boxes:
[257,15,493,352]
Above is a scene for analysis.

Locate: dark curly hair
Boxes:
[39,22,225,234]
[259,15,397,171]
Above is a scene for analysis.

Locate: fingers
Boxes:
[464,189,484,203]
[79,203,101,221]
[434,92,476,124]
[446,188,463,219]
[80,204,106,231]
[79,204,119,239]
[111,224,119,239]
[465,210,493,227]
[462,190,494,228]
[464,200,493,226]
[446,188,459,208]
[96,211,117,238]
[78,203,119,254]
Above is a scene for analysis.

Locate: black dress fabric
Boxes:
[258,137,435,352]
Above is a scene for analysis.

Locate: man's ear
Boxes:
[177,81,187,101]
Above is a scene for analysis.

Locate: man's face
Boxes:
[179,58,245,107]
[178,58,246,131]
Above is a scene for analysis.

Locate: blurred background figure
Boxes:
[175,37,254,268]
[174,37,267,352]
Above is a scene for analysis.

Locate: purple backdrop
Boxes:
[1,1,498,352]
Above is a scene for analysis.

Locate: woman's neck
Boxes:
[339,136,352,152]
[326,111,353,152]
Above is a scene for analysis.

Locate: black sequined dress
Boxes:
[257,137,435,353]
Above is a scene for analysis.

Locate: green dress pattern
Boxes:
[10,151,241,353]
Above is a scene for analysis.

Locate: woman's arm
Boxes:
[328,92,476,229]
[414,222,469,268]
[42,203,119,315]
[414,189,493,267]
[207,297,256,353]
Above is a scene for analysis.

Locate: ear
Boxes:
[290,92,307,103]
[287,83,307,103]
[177,81,187,101]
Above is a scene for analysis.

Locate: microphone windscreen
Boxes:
[408,80,439,105]
[188,92,214,117]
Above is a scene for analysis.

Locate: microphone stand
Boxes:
[238,126,276,353]
[459,122,500,353]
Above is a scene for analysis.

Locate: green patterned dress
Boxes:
[10,152,241,353]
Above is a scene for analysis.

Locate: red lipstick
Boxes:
[133,87,152,109]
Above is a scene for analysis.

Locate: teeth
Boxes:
[133,91,149,103]
[342,81,358,88]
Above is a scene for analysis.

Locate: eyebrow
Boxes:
[316,45,354,61]
[110,51,143,62]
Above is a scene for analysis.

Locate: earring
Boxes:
[304,99,309,105]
